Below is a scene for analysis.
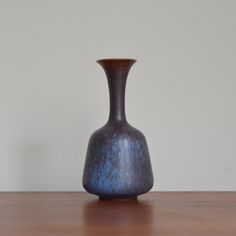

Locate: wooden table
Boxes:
[0,192,235,236]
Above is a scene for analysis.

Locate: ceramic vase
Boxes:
[83,58,153,200]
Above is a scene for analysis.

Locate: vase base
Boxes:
[99,196,138,201]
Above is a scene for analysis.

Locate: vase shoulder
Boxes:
[90,123,146,142]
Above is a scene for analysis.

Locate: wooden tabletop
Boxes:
[0,192,235,236]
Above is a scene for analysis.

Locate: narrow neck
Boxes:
[107,70,128,123]
[97,59,136,124]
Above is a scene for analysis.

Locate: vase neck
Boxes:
[97,59,136,124]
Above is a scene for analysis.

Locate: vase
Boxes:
[82,58,153,200]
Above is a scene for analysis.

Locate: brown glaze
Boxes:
[96,58,136,123]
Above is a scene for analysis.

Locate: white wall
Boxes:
[0,0,235,191]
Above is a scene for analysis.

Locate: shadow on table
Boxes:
[82,198,154,236]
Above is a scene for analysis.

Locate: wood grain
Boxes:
[0,192,235,236]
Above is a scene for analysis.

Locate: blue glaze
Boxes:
[83,126,153,198]
[82,59,154,199]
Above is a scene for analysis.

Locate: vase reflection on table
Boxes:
[83,58,153,200]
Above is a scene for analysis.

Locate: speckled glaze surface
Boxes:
[83,59,153,200]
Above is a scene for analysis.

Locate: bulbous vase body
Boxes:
[83,59,153,200]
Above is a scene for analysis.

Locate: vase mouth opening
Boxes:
[97,58,137,64]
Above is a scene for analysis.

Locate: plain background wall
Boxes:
[0,0,235,191]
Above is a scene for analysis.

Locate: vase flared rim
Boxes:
[97,58,137,63]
